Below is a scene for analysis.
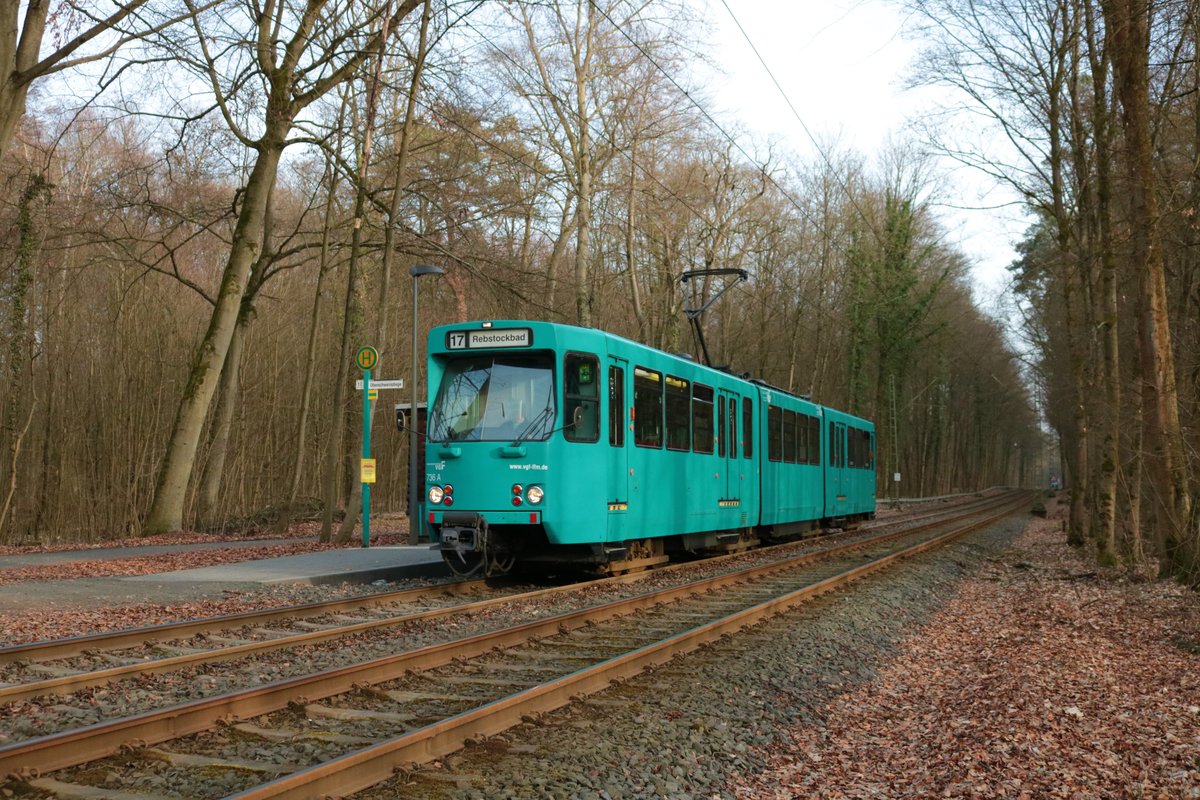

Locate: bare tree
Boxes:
[142,0,426,534]
[501,0,642,326]
[1101,0,1196,581]
[0,0,160,158]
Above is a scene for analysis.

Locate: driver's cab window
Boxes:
[564,353,600,442]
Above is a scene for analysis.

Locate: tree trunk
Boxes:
[335,11,401,546]
[197,310,248,529]
[545,196,575,316]
[199,181,277,529]
[143,143,284,534]
[324,192,369,542]
[0,0,42,159]
[574,159,593,327]
[1084,0,1119,564]
[0,173,49,541]
[377,0,431,356]
[1123,336,1144,562]
[1103,0,1196,581]
[625,139,646,340]
[274,155,342,534]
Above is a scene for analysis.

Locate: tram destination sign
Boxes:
[447,327,533,350]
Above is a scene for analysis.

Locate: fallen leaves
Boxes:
[0,533,407,587]
[0,541,335,586]
[0,529,409,644]
[735,512,1200,799]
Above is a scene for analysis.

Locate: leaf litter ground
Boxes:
[735,507,1200,799]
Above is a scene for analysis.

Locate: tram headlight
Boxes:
[428,486,444,504]
[526,486,544,504]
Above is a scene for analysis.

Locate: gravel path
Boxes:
[359,513,1034,799]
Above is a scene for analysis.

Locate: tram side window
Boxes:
[742,398,753,458]
[810,416,820,464]
[633,367,663,448]
[728,395,737,458]
[608,366,624,447]
[783,409,797,463]
[848,425,859,467]
[862,429,874,469]
[665,375,691,451]
[798,414,809,464]
[768,405,782,462]
[564,354,600,443]
[693,384,714,454]
[718,396,726,457]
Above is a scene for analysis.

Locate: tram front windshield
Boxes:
[429,353,556,442]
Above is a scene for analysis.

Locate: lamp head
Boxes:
[409,263,444,278]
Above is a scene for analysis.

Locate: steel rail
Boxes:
[0,494,1030,781]
[0,579,493,665]
[0,489,1001,665]
[0,493,1020,705]
[857,491,1010,531]
[232,497,1031,798]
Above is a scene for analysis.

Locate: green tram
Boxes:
[424,321,876,576]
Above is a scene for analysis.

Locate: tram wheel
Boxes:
[442,550,516,578]
[443,551,486,578]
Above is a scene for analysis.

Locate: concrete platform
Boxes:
[124,545,448,585]
[0,538,308,568]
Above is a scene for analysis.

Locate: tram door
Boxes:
[829,421,848,515]
[606,358,630,541]
[720,389,742,505]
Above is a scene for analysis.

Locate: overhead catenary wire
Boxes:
[712,0,884,244]
[584,0,833,234]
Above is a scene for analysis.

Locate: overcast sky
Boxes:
[696,0,1029,310]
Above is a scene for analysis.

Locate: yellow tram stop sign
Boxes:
[355,345,379,371]
[360,458,377,484]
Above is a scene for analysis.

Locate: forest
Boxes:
[905,0,1199,584]
[0,0,1194,586]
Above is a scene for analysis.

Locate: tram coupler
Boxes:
[433,512,488,556]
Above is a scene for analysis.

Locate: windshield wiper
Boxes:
[512,403,555,443]
[436,411,471,441]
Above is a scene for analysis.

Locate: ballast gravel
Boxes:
[358,515,1030,800]
[0,519,951,744]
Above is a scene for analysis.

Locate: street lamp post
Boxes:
[409,263,444,544]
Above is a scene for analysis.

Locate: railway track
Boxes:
[0,492,1015,710]
[0,491,1032,797]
